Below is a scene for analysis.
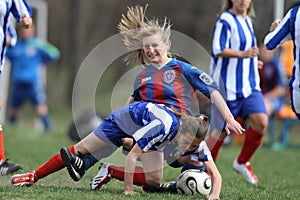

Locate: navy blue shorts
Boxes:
[93,114,126,147]
[213,90,267,131]
[11,82,46,108]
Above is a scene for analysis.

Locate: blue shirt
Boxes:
[6,36,60,84]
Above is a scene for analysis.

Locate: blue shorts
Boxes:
[228,90,267,118]
[11,82,46,108]
[214,90,267,131]
[93,114,128,147]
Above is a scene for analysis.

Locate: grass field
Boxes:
[1,107,300,200]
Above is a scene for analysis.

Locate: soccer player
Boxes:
[12,101,211,195]
[6,24,60,131]
[0,0,32,176]
[264,2,300,120]
[61,5,243,199]
[207,0,268,185]
[258,43,288,116]
[258,43,290,150]
[13,5,243,199]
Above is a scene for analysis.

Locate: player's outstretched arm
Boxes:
[124,144,143,195]
[204,159,221,200]
[210,91,245,135]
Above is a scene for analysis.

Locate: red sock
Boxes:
[109,165,147,186]
[238,126,263,164]
[35,145,75,181]
[206,135,224,162]
[0,125,5,160]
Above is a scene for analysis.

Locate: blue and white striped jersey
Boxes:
[0,0,32,72]
[190,141,212,162]
[179,141,212,162]
[96,101,180,152]
[210,10,260,101]
[7,22,17,46]
[264,5,300,118]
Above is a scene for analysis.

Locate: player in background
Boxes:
[6,23,60,131]
[11,101,211,195]
[258,43,290,150]
[0,0,32,176]
[264,2,300,120]
[258,43,288,117]
[208,0,268,185]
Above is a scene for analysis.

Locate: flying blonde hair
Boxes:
[118,4,172,65]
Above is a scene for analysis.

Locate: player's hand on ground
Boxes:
[124,190,137,195]
[206,194,220,200]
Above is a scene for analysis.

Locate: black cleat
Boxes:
[0,159,23,176]
[142,182,177,194]
[60,147,85,181]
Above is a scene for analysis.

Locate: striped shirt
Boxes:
[133,58,218,115]
[190,141,212,162]
[97,101,180,152]
[210,10,260,101]
[0,0,32,72]
[264,5,300,117]
[7,22,17,46]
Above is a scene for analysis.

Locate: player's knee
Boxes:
[253,119,268,133]
[250,114,268,133]
[36,104,48,115]
[122,138,134,150]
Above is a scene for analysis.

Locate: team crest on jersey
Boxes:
[199,72,213,85]
[164,70,176,84]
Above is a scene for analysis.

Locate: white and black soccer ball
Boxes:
[176,169,212,195]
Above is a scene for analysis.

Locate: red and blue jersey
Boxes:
[259,57,288,95]
[132,58,218,115]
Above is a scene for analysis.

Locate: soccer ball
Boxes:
[176,169,212,195]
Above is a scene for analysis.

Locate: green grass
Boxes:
[1,108,300,200]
